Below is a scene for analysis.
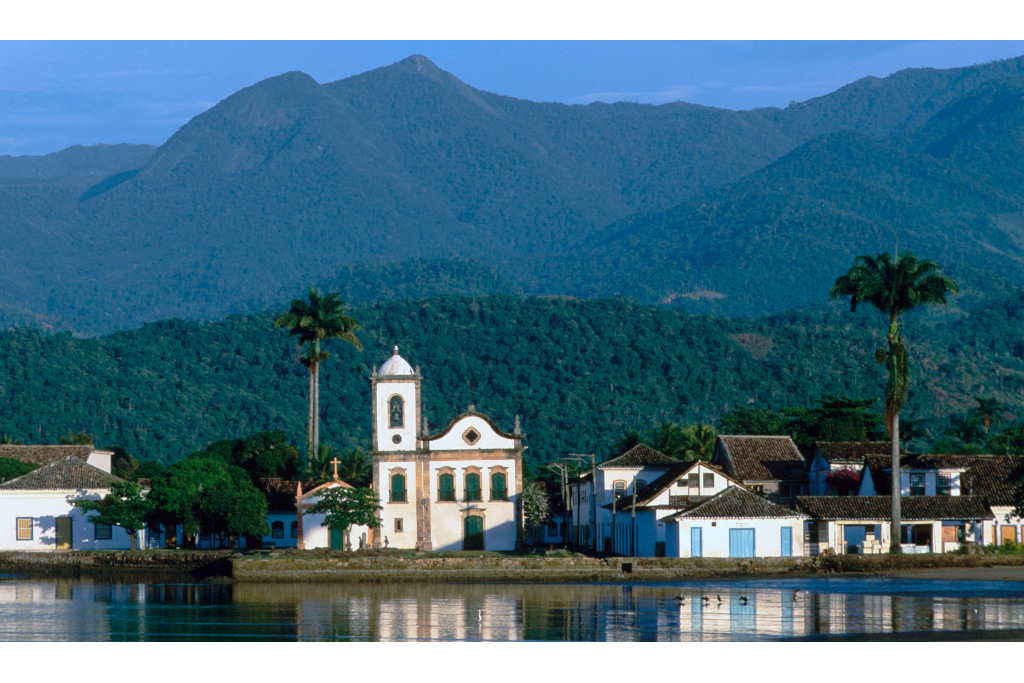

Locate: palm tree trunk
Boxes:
[313,361,320,457]
[890,412,901,553]
[307,366,315,465]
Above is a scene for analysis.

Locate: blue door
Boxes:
[729,528,755,558]
[781,527,793,557]
[690,527,703,558]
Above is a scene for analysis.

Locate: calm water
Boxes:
[1,576,1023,641]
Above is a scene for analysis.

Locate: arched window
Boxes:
[389,396,404,428]
[390,473,407,503]
[271,521,284,539]
[439,472,455,502]
[636,479,647,491]
[491,472,507,500]
[290,522,298,539]
[613,480,627,500]
[465,472,482,502]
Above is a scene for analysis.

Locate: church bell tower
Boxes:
[370,346,421,452]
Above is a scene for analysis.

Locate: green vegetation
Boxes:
[304,486,381,550]
[0,294,1019,471]
[73,480,150,550]
[0,457,38,484]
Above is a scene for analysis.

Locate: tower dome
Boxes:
[378,345,415,376]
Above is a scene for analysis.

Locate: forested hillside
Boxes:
[0,295,1019,467]
[4,56,1024,333]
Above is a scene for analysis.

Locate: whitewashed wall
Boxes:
[377,459,418,548]
[668,517,805,558]
[375,380,419,452]
[0,491,140,551]
[428,458,517,551]
[427,416,515,451]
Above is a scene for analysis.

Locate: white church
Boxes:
[369,347,525,551]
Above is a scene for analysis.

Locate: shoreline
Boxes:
[3,549,1024,583]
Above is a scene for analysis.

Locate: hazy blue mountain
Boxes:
[3,55,1024,332]
[0,143,156,179]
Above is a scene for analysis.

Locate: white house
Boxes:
[0,456,141,551]
[606,460,744,556]
[370,346,524,551]
[296,479,372,550]
[567,443,677,551]
[663,486,808,558]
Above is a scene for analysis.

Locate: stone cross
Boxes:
[331,457,340,480]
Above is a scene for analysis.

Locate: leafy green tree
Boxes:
[718,407,787,436]
[522,481,551,530]
[134,460,166,481]
[970,397,1007,437]
[646,421,686,459]
[0,457,38,484]
[945,414,985,445]
[784,395,885,446]
[830,251,958,552]
[147,458,268,546]
[73,480,151,551]
[988,423,1024,455]
[109,447,139,479]
[275,288,362,464]
[58,429,93,445]
[305,486,381,549]
[189,431,301,481]
[680,424,717,462]
[610,429,641,457]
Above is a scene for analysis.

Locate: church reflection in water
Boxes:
[2,579,1024,641]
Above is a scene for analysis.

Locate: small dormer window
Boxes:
[389,396,404,428]
[910,473,925,496]
[937,474,951,496]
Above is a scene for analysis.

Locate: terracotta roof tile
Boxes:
[0,444,96,467]
[668,486,807,520]
[794,495,992,521]
[718,435,807,482]
[861,454,1024,506]
[600,443,677,469]
[0,456,122,491]
[610,461,743,511]
[816,441,893,464]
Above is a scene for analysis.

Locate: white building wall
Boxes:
[377,459,418,549]
[428,458,517,551]
[670,518,805,558]
[645,465,735,506]
[427,417,515,451]
[300,486,371,550]
[0,491,140,551]
[86,451,113,474]
[375,379,418,452]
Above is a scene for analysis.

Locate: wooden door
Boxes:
[330,526,345,550]
[464,515,484,551]
[56,517,72,550]
[942,525,958,543]
[1002,526,1018,545]
[690,527,703,558]
[781,526,793,557]
[729,528,755,558]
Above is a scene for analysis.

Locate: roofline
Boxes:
[0,455,125,490]
[664,486,808,520]
[423,410,521,443]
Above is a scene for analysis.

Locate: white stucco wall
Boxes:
[428,458,517,551]
[377,460,418,548]
[898,471,962,496]
[427,416,515,451]
[0,491,140,551]
[375,379,418,452]
[644,465,736,506]
[300,486,372,550]
[668,517,805,558]
[86,451,113,474]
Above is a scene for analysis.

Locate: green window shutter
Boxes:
[491,472,507,500]
[439,473,455,501]
[391,473,407,502]
[465,473,481,502]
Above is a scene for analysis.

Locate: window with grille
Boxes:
[391,473,407,502]
[94,523,112,540]
[703,473,714,488]
[910,474,925,496]
[688,473,699,488]
[272,521,284,538]
[16,518,32,541]
[491,472,508,500]
[465,473,482,502]
[614,481,627,499]
[389,396,404,428]
[937,474,951,496]
[439,473,455,501]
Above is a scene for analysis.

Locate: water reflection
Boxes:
[0,577,1023,641]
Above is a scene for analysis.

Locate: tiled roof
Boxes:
[668,486,807,520]
[718,435,807,482]
[0,444,96,467]
[259,478,319,511]
[0,456,123,491]
[861,454,1024,506]
[794,495,992,521]
[816,441,893,464]
[609,461,743,511]
[600,443,677,469]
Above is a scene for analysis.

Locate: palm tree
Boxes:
[830,251,957,553]
[275,288,362,463]
[646,421,686,459]
[58,430,93,445]
[0,434,21,445]
[680,424,718,462]
[970,397,1006,438]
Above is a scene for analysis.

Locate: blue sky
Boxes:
[2,41,1024,156]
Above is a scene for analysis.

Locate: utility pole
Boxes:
[544,461,571,547]
[631,478,638,557]
[566,453,597,553]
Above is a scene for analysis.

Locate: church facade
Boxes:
[370,347,524,551]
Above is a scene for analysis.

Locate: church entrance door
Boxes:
[330,526,345,550]
[464,515,484,551]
